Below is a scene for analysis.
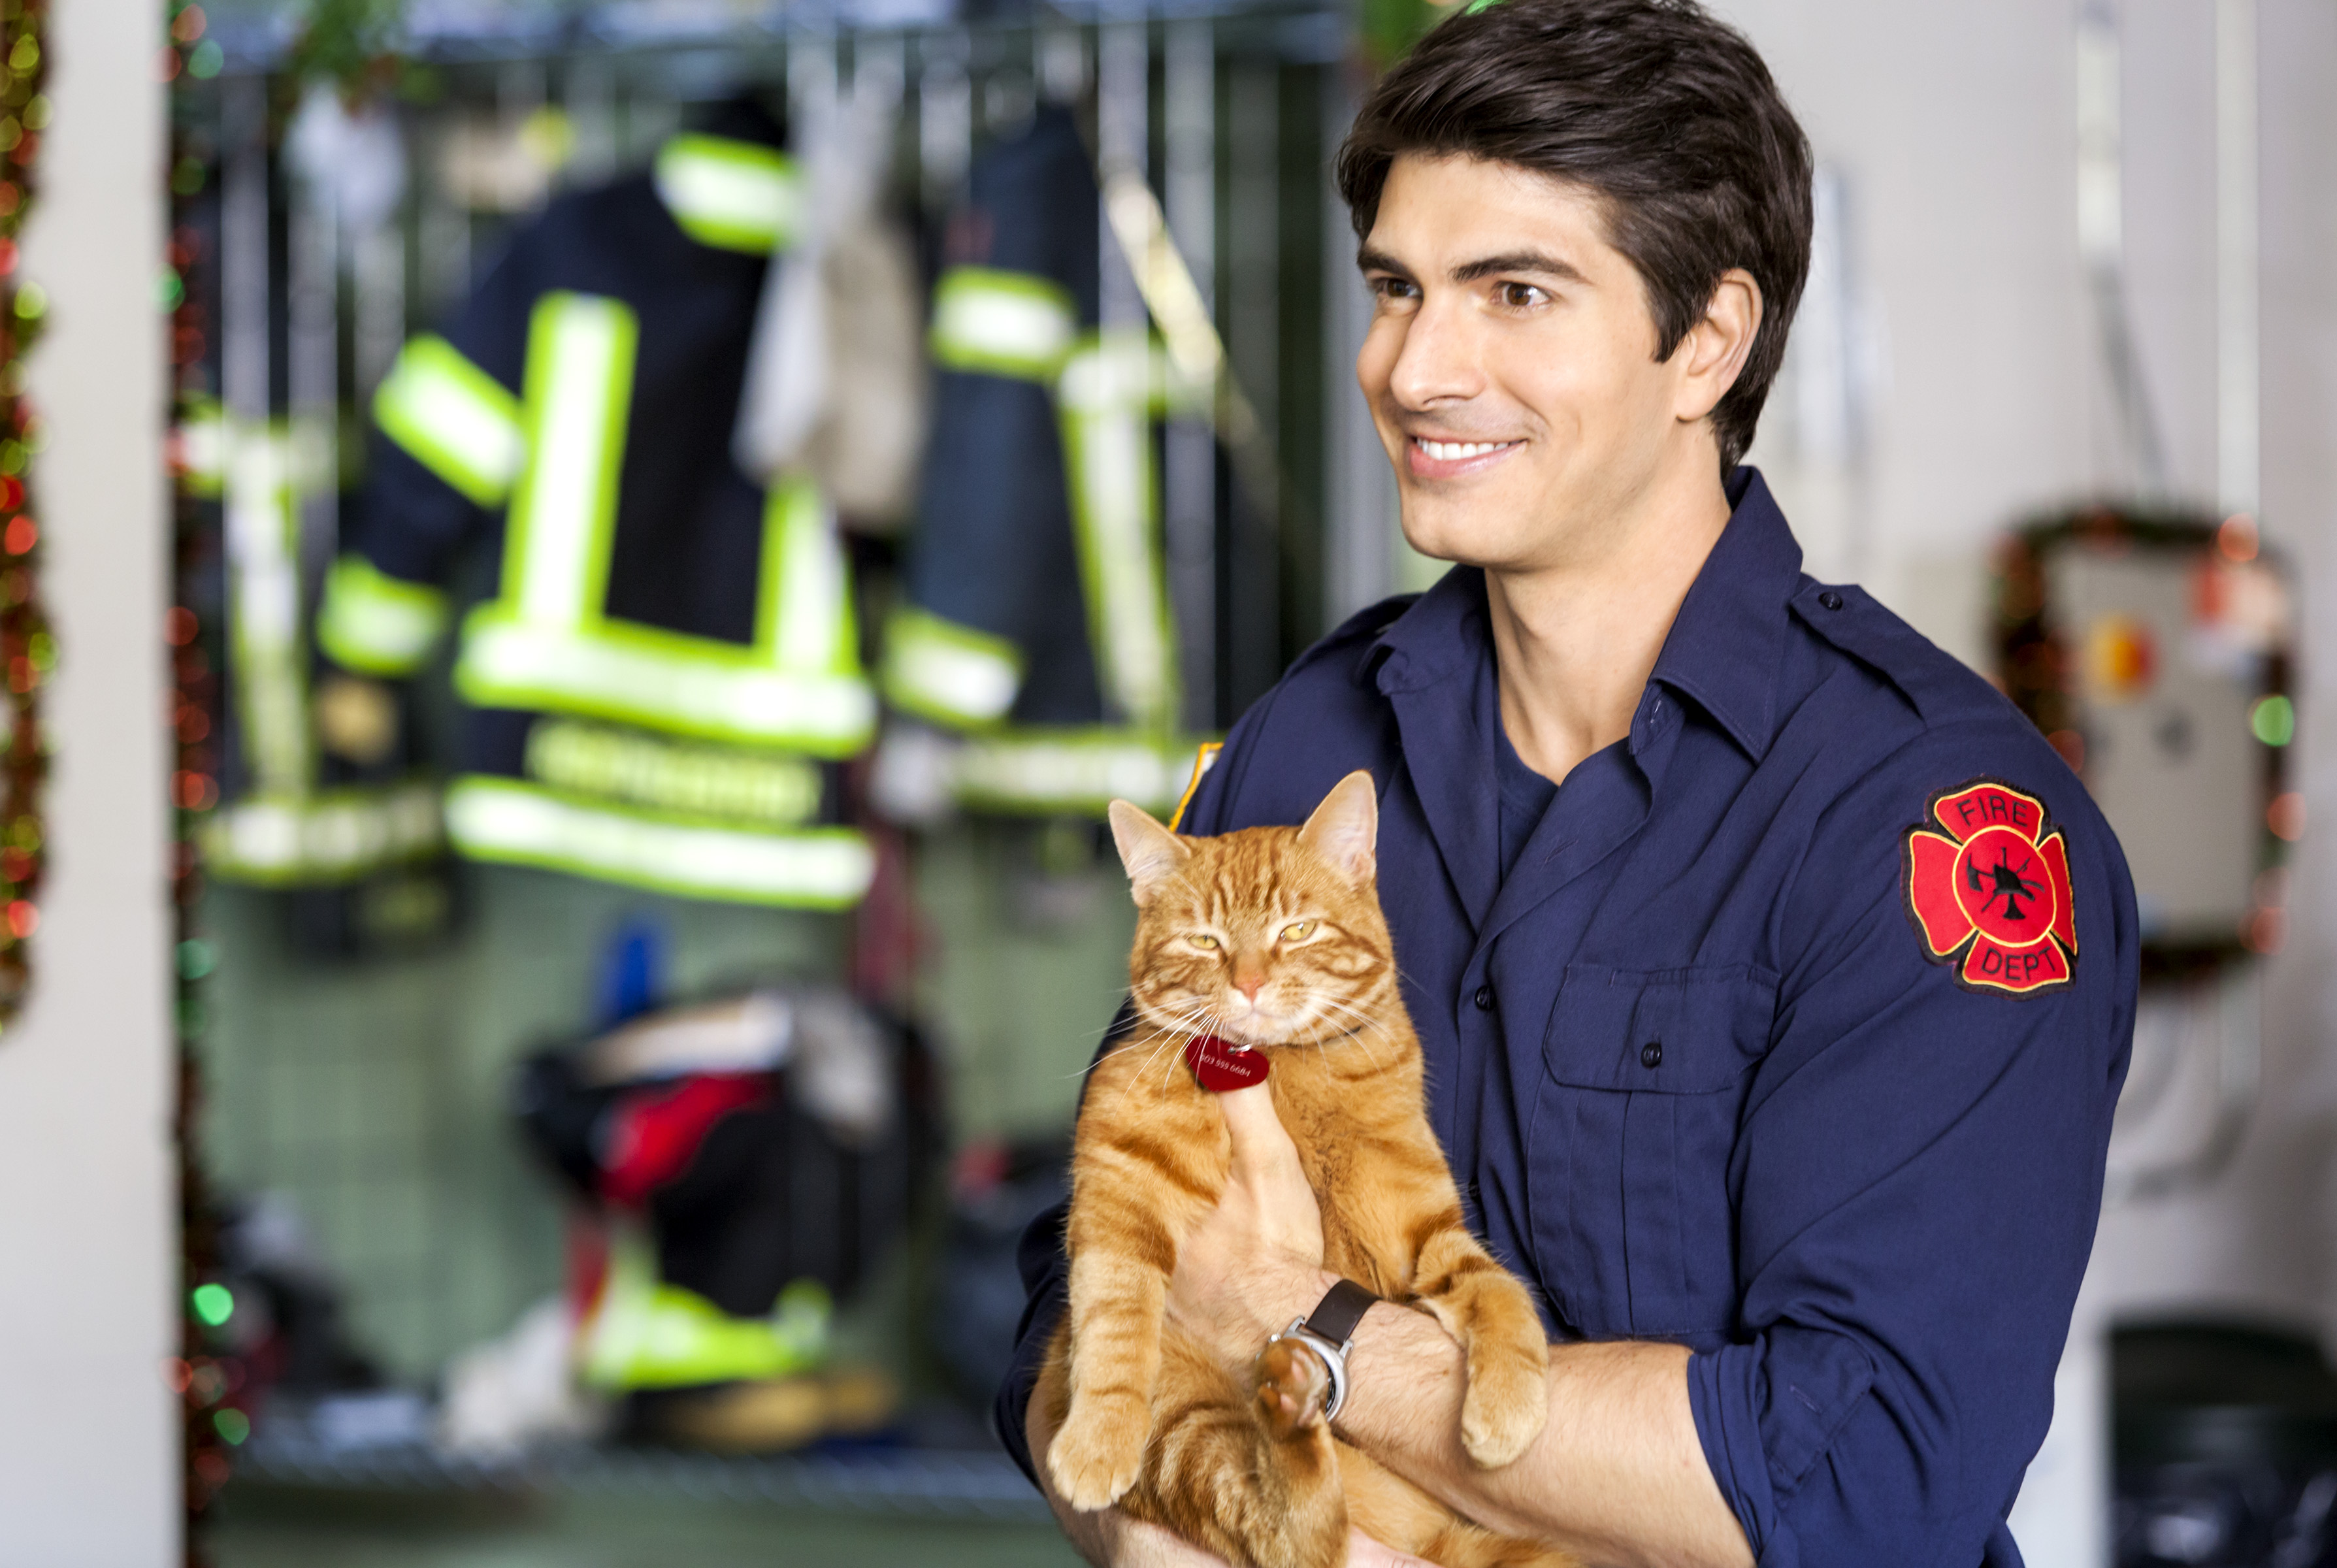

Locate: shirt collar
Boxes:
[1369,466,1805,760]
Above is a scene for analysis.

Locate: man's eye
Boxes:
[1497,282,1546,310]
[1280,921,1315,942]
[1189,934,1219,949]
[1370,276,1419,304]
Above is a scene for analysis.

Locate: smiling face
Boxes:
[1356,154,1750,575]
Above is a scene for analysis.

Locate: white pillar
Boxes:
[0,0,174,1556]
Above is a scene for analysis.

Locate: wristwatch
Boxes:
[1262,1278,1378,1422]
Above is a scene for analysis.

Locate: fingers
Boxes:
[1112,1516,1237,1567]
[1215,1080,1299,1168]
[1344,1527,1436,1567]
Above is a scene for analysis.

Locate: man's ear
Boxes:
[1674,268,1762,425]
[1107,799,1190,907]
[1298,770,1379,883]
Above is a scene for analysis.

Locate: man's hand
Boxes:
[1165,1081,1334,1358]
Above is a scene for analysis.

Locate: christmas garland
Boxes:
[163,0,229,1553]
[0,0,52,1024]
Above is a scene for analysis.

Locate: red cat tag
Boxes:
[1184,1034,1269,1092]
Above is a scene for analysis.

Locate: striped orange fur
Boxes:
[1038,771,1573,1568]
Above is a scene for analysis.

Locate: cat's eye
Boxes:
[1188,934,1219,950]
[1279,921,1315,943]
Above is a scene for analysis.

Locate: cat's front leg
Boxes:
[1409,1224,1552,1469]
[1051,1210,1181,1511]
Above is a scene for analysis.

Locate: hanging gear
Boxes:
[178,402,449,900]
[318,114,882,907]
[879,106,1207,819]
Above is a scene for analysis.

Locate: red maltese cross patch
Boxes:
[1902,779,2078,996]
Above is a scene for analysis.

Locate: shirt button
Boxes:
[1474,985,1494,1011]
[1640,1040,1663,1069]
[1819,591,1845,611]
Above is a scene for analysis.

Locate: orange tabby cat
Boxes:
[1036,771,1575,1568]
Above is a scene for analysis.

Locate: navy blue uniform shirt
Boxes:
[999,470,2138,1567]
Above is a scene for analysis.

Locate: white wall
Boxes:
[1718,3,2337,1563]
[0,0,175,1556]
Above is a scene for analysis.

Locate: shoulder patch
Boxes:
[1901,777,2078,995]
[1168,742,1222,832]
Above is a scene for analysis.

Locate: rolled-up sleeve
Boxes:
[1687,729,2138,1566]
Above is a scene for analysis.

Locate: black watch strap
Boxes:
[1301,1277,1378,1350]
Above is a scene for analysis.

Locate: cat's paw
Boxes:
[1254,1336,1333,1440]
[1048,1396,1149,1511]
[1460,1341,1550,1469]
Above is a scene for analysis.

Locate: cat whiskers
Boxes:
[1305,996,1396,1073]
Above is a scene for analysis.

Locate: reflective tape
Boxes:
[506,293,632,632]
[524,718,823,826]
[760,476,859,679]
[174,399,227,497]
[655,135,803,255]
[316,555,451,677]
[372,335,527,507]
[446,776,875,907]
[951,729,1201,817]
[929,267,1079,381]
[1059,332,1179,732]
[581,1228,831,1390]
[464,295,873,754]
[459,610,875,756]
[202,781,444,885]
[224,425,312,796]
[879,607,1024,729]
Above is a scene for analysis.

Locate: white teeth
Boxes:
[1416,438,1513,461]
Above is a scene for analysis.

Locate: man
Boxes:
[1001,2,2140,1563]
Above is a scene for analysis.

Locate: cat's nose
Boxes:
[1235,975,1266,1002]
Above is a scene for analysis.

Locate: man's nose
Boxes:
[1386,297,1484,409]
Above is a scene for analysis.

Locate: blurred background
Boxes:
[0,0,2329,1564]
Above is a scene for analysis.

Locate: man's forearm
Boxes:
[1335,1299,1753,1568]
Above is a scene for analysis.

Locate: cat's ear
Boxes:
[1298,770,1379,883]
[1107,799,1191,906]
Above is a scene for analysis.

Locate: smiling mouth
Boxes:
[1407,436,1524,476]
[1413,438,1518,459]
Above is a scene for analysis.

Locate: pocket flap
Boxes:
[1545,964,1776,1093]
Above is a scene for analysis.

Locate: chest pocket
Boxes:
[1527,964,1776,1339]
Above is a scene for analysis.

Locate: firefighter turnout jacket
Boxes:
[318,130,877,907]
[881,106,1203,817]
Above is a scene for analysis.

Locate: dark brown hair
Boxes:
[1336,0,1813,472]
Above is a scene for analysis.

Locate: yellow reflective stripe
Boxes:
[952,729,1201,817]
[506,293,633,632]
[316,555,451,677]
[1058,332,1179,732]
[372,335,526,507]
[879,606,1024,729]
[1167,742,1223,832]
[456,604,877,757]
[224,424,313,796]
[524,719,823,826]
[201,782,444,885]
[761,476,859,678]
[445,777,874,907]
[174,399,227,497]
[930,267,1079,380]
[655,135,802,255]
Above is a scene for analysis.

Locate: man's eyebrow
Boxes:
[1450,250,1590,285]
[1355,246,1411,277]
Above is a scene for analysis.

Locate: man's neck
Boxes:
[1484,458,1734,787]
